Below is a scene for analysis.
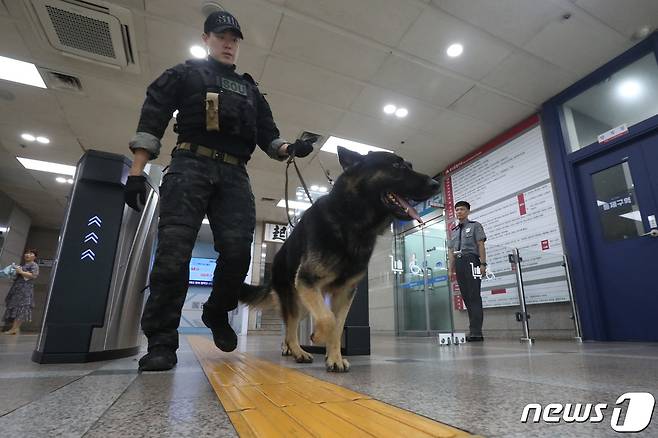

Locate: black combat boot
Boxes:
[138,346,177,371]
[202,303,238,352]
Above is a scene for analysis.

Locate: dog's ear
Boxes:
[337,146,364,170]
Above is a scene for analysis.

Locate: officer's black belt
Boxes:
[176,142,243,166]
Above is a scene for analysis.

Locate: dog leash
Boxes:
[284,154,334,228]
[285,155,313,227]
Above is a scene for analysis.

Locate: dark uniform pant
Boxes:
[141,150,256,351]
[455,253,483,336]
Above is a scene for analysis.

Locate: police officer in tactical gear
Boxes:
[448,201,487,342]
[125,10,314,371]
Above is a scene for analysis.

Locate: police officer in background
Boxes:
[125,10,314,371]
[448,201,487,342]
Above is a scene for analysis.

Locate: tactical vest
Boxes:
[174,60,257,145]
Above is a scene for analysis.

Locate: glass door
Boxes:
[395,217,453,335]
[423,222,452,332]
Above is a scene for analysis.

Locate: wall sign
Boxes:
[444,118,570,308]
[264,223,288,243]
[597,123,628,144]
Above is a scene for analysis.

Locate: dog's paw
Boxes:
[281,344,292,356]
[294,350,314,363]
[325,356,350,373]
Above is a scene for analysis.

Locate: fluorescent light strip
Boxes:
[17,157,76,176]
[276,199,312,211]
[320,136,393,155]
[0,56,46,88]
[619,211,643,222]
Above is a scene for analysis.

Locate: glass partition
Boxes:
[394,217,452,335]
[561,53,658,152]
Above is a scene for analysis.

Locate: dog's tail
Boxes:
[239,282,274,308]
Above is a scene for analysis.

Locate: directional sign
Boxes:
[88,215,102,227]
[84,232,99,243]
[81,215,102,262]
[80,249,96,261]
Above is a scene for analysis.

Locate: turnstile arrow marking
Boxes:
[84,232,98,243]
[80,249,96,261]
[88,216,102,227]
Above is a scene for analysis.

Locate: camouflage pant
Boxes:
[141,150,255,351]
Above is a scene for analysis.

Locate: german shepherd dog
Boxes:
[240,147,440,372]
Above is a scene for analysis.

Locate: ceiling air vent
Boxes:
[41,69,83,93]
[27,0,140,73]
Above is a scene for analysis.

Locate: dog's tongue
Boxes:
[393,193,423,223]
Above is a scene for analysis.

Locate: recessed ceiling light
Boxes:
[320,136,393,155]
[310,185,319,191]
[318,187,328,193]
[55,176,67,183]
[618,80,641,98]
[0,55,47,88]
[632,25,651,40]
[261,243,267,248]
[395,108,409,118]
[67,178,74,184]
[36,136,50,144]
[383,104,397,114]
[278,199,312,211]
[446,43,464,58]
[190,45,207,59]
[21,133,36,142]
[17,157,76,176]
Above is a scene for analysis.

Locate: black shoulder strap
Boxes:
[242,72,257,86]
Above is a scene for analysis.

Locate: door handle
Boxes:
[641,229,658,237]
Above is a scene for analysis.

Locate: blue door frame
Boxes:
[541,32,658,341]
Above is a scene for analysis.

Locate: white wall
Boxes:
[368,228,396,334]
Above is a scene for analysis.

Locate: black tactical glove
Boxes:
[125,175,147,212]
[287,139,314,158]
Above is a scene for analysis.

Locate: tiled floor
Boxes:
[1,332,657,437]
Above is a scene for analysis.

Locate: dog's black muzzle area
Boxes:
[382,177,441,222]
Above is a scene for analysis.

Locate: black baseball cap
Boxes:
[204,11,243,39]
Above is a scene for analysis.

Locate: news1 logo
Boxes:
[521,392,655,432]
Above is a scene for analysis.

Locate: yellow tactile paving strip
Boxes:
[188,336,480,438]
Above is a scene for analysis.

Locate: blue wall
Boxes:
[540,32,658,340]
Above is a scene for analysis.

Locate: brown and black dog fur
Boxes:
[240,147,440,372]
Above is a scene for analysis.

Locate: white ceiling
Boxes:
[0,0,655,230]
